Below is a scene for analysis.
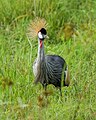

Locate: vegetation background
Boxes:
[0,0,96,119]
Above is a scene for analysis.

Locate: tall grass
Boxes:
[0,0,96,120]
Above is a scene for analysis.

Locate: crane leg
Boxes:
[43,83,47,91]
[59,87,62,97]
[59,87,63,102]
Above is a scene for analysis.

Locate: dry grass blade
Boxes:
[27,17,47,39]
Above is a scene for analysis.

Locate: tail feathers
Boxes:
[63,66,70,86]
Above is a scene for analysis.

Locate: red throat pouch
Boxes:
[40,40,42,48]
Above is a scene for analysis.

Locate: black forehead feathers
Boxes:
[40,28,47,35]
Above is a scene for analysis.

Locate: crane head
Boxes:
[38,28,48,40]
[27,18,48,40]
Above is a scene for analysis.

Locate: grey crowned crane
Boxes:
[28,18,70,96]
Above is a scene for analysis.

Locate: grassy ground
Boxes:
[0,0,96,120]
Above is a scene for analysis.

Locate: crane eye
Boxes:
[38,32,43,39]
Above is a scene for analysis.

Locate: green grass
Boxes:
[0,0,96,120]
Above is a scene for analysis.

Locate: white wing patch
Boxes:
[64,66,70,86]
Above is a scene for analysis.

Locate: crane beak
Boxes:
[45,35,49,39]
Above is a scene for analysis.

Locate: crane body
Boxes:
[33,28,70,96]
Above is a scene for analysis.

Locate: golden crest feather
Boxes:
[27,17,47,39]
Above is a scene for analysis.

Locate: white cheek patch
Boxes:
[38,32,43,39]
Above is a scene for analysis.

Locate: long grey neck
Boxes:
[34,38,45,84]
[37,38,45,63]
